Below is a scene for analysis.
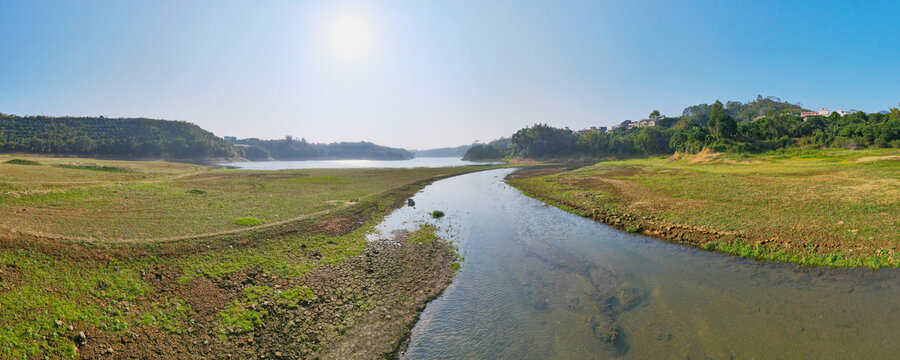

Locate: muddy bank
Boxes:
[75,230,458,359]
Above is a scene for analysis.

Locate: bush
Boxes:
[431,210,445,219]
[186,189,206,195]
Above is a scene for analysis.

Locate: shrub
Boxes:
[431,210,445,219]
[187,189,206,195]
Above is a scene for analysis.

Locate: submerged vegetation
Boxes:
[509,148,900,268]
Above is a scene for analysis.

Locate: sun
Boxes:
[322,8,376,64]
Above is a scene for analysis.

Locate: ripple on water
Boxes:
[386,168,900,359]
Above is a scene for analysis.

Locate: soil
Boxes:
[74,231,458,359]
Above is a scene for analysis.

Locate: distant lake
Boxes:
[215,157,499,170]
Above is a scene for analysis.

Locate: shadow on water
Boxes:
[370,168,900,359]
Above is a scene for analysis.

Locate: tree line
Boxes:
[465,96,900,160]
[0,114,240,159]
[232,137,413,161]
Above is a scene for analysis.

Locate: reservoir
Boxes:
[216,157,496,170]
[371,168,900,359]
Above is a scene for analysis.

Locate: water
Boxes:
[371,168,900,359]
[216,157,498,170]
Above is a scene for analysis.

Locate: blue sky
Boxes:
[1,0,899,149]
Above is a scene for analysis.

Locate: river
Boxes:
[369,168,900,359]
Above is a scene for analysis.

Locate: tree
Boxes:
[708,100,737,139]
[649,110,661,117]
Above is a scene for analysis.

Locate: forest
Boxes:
[0,113,240,159]
[232,136,414,160]
[465,96,900,160]
[0,113,417,161]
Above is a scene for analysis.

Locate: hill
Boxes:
[413,145,471,158]
[233,137,414,160]
[0,113,240,159]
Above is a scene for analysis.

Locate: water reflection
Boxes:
[372,168,900,359]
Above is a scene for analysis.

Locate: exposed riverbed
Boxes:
[371,168,900,359]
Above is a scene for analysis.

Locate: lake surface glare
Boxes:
[371,168,900,359]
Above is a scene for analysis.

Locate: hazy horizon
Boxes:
[2,0,899,149]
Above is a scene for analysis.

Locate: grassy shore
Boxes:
[508,148,900,269]
[0,155,495,359]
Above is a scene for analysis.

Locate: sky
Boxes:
[1,0,899,149]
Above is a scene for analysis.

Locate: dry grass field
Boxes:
[509,148,900,268]
[0,154,495,358]
[0,154,482,241]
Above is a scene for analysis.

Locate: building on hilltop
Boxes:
[628,115,663,129]
[800,108,855,120]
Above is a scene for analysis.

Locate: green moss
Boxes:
[409,224,440,244]
[135,297,193,334]
[220,300,267,333]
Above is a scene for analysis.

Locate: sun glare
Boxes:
[322,8,376,64]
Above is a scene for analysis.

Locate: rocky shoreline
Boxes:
[75,230,458,359]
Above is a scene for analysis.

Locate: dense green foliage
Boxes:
[461,144,504,160]
[0,113,240,158]
[465,96,900,159]
[233,136,413,160]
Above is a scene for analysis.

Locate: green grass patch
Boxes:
[53,164,128,172]
[409,224,440,244]
[288,175,344,184]
[4,158,41,165]
[234,217,267,226]
[186,189,206,195]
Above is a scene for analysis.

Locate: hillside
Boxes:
[0,113,240,159]
[413,145,471,158]
[233,137,414,160]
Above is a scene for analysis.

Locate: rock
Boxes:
[616,287,647,311]
[55,320,63,327]
[406,198,415,206]
[105,348,114,355]
[75,331,86,345]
